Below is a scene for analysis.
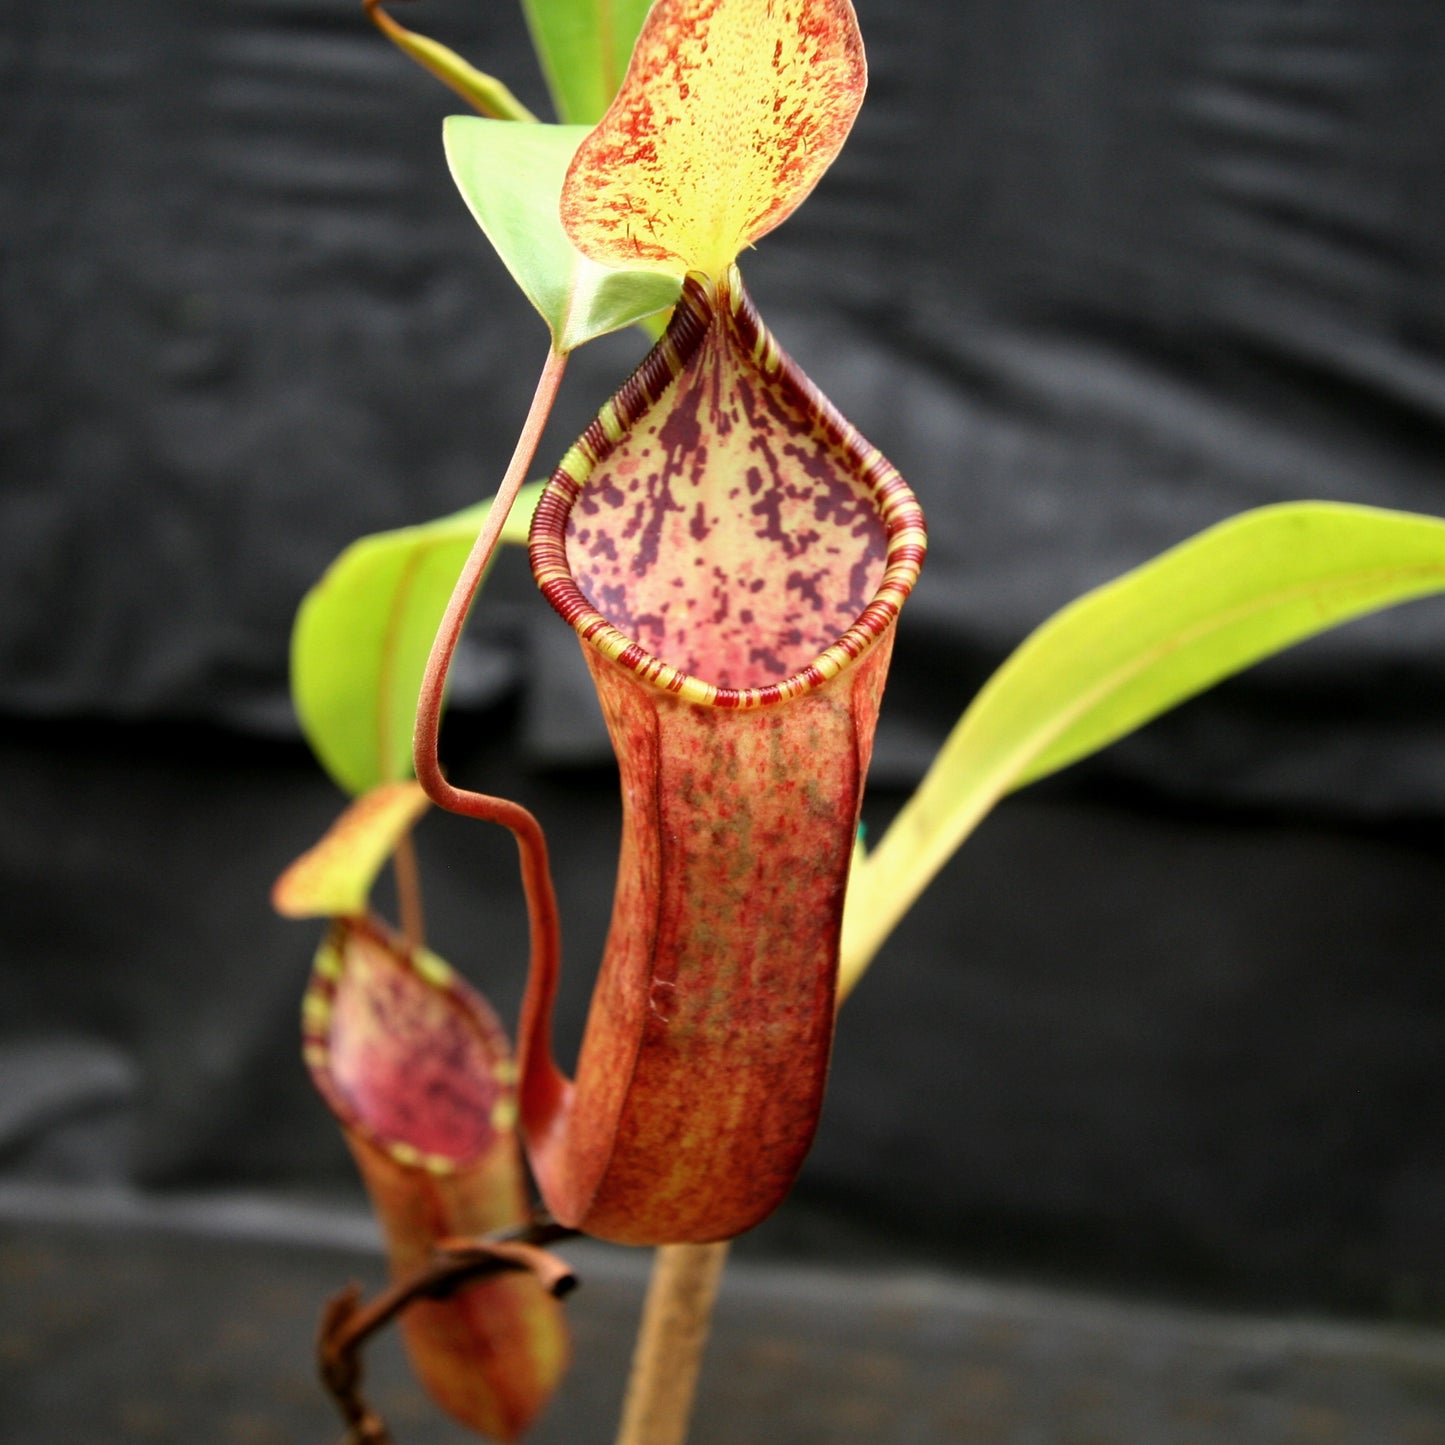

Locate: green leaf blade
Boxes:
[1014,501,1445,786]
[841,502,1445,986]
[520,0,655,124]
[291,486,544,797]
[443,116,679,352]
[367,4,538,121]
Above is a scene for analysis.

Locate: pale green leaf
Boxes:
[444,117,680,352]
[520,0,655,124]
[841,502,1445,986]
[291,484,544,797]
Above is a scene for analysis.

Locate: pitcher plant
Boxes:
[278,0,1445,1438]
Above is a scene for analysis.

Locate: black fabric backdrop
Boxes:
[3,0,1445,1313]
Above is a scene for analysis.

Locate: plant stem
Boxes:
[615,1242,730,1445]
[392,829,425,952]
[318,1215,579,1444]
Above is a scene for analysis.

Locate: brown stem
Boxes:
[615,1242,731,1445]
[319,1215,579,1445]
[391,829,425,952]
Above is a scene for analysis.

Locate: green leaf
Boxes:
[291,485,544,797]
[366,1,538,121]
[841,502,1445,986]
[520,0,654,124]
[444,117,679,352]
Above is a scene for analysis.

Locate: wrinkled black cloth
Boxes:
[4,0,1445,811]
[5,0,1445,1315]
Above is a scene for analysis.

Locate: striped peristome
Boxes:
[530,266,926,709]
[301,916,516,1176]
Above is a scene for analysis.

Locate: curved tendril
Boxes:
[413,344,568,813]
[413,345,571,1127]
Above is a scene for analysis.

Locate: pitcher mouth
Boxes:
[530,272,926,710]
[303,916,515,1175]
